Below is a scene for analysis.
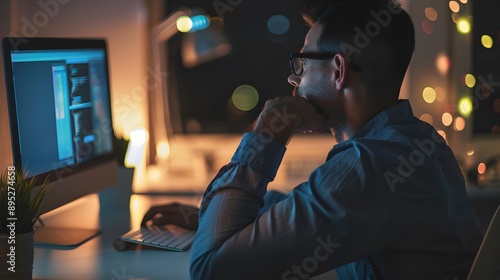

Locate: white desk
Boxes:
[33,189,201,280]
[32,181,337,280]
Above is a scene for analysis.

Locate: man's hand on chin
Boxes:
[253,96,327,145]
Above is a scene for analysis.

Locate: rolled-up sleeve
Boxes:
[190,133,394,280]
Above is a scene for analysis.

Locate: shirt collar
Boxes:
[351,99,415,139]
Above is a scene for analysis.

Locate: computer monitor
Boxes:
[2,37,118,246]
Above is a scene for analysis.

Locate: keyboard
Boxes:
[116,225,196,252]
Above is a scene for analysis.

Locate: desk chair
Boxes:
[467,204,500,280]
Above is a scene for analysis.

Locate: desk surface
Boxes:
[33,189,201,280]
[32,184,337,280]
[32,178,500,280]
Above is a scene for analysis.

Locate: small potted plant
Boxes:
[0,167,52,280]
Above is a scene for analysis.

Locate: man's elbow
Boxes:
[190,252,215,280]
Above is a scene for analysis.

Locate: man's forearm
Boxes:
[190,133,286,279]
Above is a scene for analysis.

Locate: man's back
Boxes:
[334,101,483,279]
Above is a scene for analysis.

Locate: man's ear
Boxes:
[332,53,348,91]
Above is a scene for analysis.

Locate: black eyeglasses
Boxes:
[289,52,362,75]
[289,52,338,76]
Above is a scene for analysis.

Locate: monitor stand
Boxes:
[34,224,100,248]
[32,194,104,249]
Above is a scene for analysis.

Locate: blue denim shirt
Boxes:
[190,100,483,280]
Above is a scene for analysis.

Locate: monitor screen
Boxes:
[2,37,118,214]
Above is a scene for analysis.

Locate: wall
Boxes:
[0,1,14,170]
[0,0,149,171]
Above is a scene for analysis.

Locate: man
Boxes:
[142,0,483,279]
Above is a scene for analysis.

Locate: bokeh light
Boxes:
[436,54,450,75]
[422,20,433,34]
[466,144,474,156]
[457,18,471,34]
[459,97,473,117]
[459,0,468,3]
[231,84,259,111]
[477,163,486,174]
[156,141,170,159]
[267,15,290,35]
[437,130,447,141]
[494,99,500,113]
[464,73,476,88]
[176,16,193,33]
[190,15,210,31]
[130,127,147,146]
[425,7,438,21]
[449,1,460,13]
[420,113,434,125]
[185,118,202,133]
[454,116,466,131]
[435,87,447,102]
[442,112,453,126]
[423,87,437,103]
[481,35,494,48]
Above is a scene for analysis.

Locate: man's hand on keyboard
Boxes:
[141,203,199,231]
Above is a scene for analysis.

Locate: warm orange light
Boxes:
[435,87,446,102]
[449,1,460,12]
[454,117,466,131]
[442,112,453,126]
[420,113,434,125]
[466,144,474,156]
[477,163,486,174]
[425,7,438,21]
[423,87,436,103]
[156,140,170,159]
[437,130,447,141]
[436,54,450,75]
[422,20,433,34]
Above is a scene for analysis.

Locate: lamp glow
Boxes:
[177,16,193,33]
[125,127,148,167]
[156,140,171,159]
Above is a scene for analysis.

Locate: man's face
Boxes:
[288,24,347,138]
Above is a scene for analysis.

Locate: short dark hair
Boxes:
[302,0,415,100]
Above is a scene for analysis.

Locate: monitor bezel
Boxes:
[2,37,117,184]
